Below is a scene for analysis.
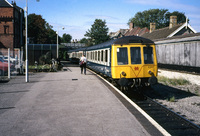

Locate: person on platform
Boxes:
[80,55,87,75]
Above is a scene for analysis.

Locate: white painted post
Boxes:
[8,48,10,79]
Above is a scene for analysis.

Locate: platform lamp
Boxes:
[25,0,40,82]
[56,27,65,59]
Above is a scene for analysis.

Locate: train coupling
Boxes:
[118,78,129,87]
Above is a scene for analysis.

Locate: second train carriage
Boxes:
[68,36,158,89]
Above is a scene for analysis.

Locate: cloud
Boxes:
[86,15,119,20]
[107,23,128,32]
[125,0,199,12]
[187,14,200,20]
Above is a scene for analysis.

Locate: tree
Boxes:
[84,19,110,45]
[46,23,57,44]
[165,11,188,26]
[79,38,92,47]
[28,13,58,44]
[28,14,47,43]
[62,33,72,43]
[128,9,187,29]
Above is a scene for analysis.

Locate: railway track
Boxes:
[95,75,200,135]
[131,94,200,136]
[98,72,200,135]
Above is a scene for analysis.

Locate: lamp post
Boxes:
[25,0,39,82]
[56,27,65,59]
[25,0,28,82]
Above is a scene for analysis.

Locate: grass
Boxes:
[157,76,191,86]
[165,96,176,102]
[169,96,176,102]
[29,64,51,70]
[28,64,57,72]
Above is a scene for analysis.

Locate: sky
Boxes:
[8,0,200,40]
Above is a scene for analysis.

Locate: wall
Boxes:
[155,36,200,67]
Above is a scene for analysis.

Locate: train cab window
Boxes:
[117,47,128,65]
[105,50,108,62]
[101,50,104,61]
[144,47,154,64]
[131,47,141,64]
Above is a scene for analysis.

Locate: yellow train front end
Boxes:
[111,43,158,88]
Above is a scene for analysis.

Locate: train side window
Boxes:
[98,51,100,61]
[131,47,141,64]
[101,50,104,62]
[144,47,154,64]
[117,47,128,65]
[105,50,108,62]
[95,51,97,61]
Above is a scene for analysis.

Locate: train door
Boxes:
[142,46,158,77]
[111,45,130,79]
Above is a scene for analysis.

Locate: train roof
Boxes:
[68,36,154,52]
[86,36,154,51]
[113,36,154,45]
[86,39,115,50]
[68,47,87,53]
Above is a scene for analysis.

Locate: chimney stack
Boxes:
[169,16,177,29]
[150,23,156,33]
[129,22,134,30]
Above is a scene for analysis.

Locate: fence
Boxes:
[28,44,57,65]
[155,35,200,69]
[0,48,23,79]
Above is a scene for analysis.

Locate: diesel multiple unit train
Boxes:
[68,36,158,91]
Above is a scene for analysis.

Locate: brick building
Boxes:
[0,0,25,54]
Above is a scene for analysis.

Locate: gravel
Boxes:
[148,69,200,126]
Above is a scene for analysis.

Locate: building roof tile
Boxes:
[141,24,183,40]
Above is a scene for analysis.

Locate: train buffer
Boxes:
[0,67,164,136]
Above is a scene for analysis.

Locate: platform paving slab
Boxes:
[0,67,152,136]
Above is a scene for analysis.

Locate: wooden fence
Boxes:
[155,35,200,67]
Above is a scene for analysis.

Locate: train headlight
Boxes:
[121,71,126,76]
[148,70,154,76]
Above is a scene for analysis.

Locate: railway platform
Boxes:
[0,67,164,136]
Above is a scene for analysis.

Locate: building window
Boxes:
[4,25,9,34]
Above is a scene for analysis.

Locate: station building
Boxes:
[0,0,25,56]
